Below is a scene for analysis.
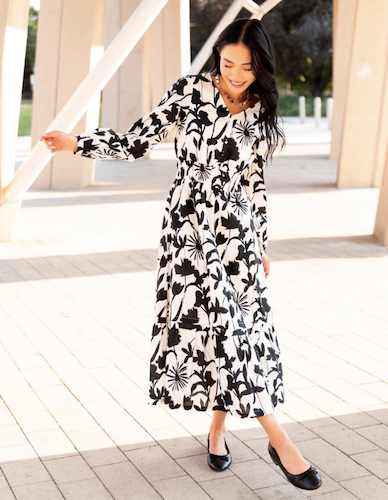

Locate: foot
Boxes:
[268,442,322,490]
[207,430,232,472]
[270,434,310,475]
[208,427,228,455]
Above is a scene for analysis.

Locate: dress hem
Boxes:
[148,397,283,419]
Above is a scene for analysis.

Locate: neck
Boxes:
[230,90,245,102]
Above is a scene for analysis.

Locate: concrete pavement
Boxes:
[1,119,387,499]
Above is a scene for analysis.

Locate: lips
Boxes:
[229,79,246,87]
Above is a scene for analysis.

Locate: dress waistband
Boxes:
[178,160,242,196]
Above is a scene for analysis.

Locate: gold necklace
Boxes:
[215,74,250,107]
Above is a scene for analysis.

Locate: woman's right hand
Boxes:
[40,131,78,153]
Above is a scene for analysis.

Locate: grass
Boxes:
[18,95,331,136]
[18,102,102,136]
[18,103,33,136]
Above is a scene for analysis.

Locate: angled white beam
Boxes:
[255,0,283,19]
[189,0,245,74]
[244,0,261,14]
[189,0,283,75]
[2,0,170,209]
[245,0,284,19]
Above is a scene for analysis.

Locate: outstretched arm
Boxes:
[41,76,191,160]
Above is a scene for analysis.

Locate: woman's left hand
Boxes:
[262,254,270,278]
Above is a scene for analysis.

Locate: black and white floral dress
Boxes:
[75,73,284,418]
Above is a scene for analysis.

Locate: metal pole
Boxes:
[314,96,322,128]
[299,96,306,124]
[3,0,170,204]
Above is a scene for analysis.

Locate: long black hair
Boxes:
[211,18,285,160]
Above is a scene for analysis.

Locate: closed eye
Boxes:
[224,65,252,71]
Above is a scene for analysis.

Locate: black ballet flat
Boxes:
[268,442,322,490]
[207,434,232,471]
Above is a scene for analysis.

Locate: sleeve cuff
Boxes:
[73,135,82,155]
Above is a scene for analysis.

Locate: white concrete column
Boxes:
[102,0,149,131]
[373,38,388,244]
[151,0,191,108]
[330,0,357,161]
[373,53,388,187]
[31,0,105,189]
[0,0,29,191]
[102,0,190,134]
[337,0,388,188]
[374,147,388,246]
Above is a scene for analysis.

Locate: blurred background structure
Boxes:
[1,3,388,499]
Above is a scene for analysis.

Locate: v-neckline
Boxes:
[207,73,261,118]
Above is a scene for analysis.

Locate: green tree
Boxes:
[262,0,332,96]
[190,0,250,67]
[190,0,332,96]
[23,6,38,99]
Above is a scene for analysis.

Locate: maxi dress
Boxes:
[74,72,284,418]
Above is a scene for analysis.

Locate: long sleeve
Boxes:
[74,76,192,161]
[241,137,268,255]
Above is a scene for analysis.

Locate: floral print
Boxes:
[74,73,284,418]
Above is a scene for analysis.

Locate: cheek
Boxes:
[246,73,256,84]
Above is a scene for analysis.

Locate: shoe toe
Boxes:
[208,453,231,471]
[207,436,231,472]
[300,469,322,490]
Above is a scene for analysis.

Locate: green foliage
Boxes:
[262,0,332,96]
[26,7,38,64]
[23,7,38,97]
[277,94,331,117]
[190,0,251,70]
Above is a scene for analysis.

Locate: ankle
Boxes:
[209,425,226,436]
[269,429,290,449]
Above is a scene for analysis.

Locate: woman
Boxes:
[41,18,322,490]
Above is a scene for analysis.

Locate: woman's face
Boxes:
[218,42,256,96]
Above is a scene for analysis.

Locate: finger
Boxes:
[41,132,58,141]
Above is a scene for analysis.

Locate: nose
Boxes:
[229,70,245,82]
